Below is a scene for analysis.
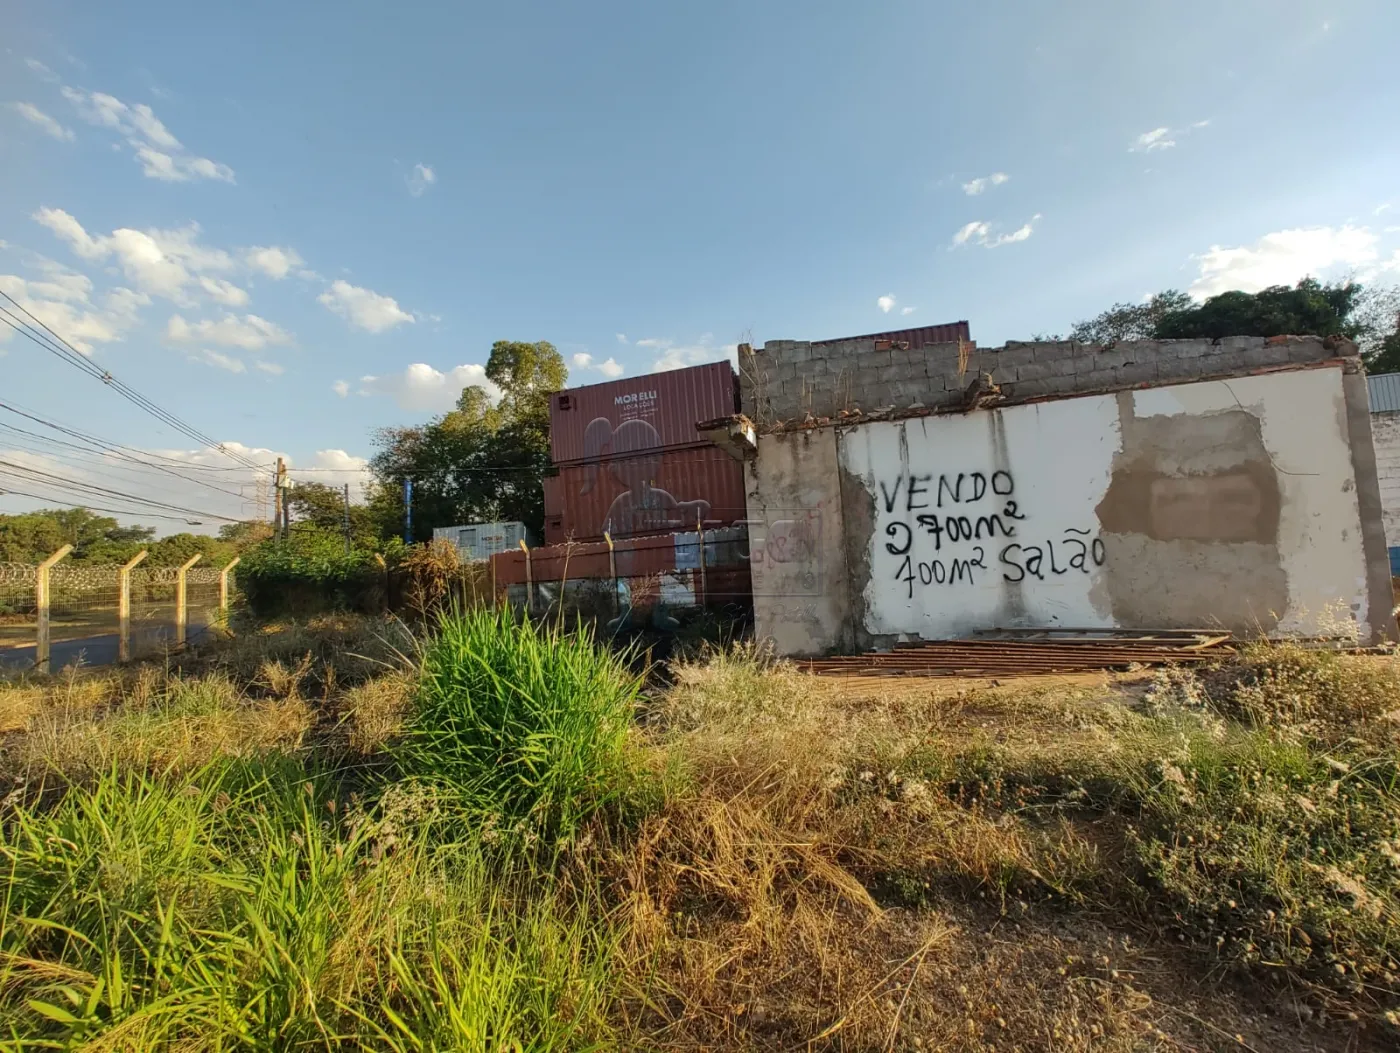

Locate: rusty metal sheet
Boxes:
[549,361,739,465]
[543,444,747,545]
[800,637,1235,678]
[815,321,971,349]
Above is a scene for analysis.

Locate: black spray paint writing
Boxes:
[877,468,1106,596]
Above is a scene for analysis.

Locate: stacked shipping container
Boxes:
[542,361,744,545]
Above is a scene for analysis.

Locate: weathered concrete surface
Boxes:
[741,335,1353,427]
[744,429,851,656]
[748,364,1392,652]
[1341,369,1398,643]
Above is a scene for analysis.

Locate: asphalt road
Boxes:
[0,624,217,670]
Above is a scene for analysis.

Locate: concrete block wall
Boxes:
[739,335,1357,425]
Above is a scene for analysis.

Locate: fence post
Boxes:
[604,531,618,618]
[35,544,73,674]
[519,539,533,615]
[218,556,240,626]
[696,514,707,609]
[175,554,202,647]
[118,549,148,663]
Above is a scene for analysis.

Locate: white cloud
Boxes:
[900,306,916,316]
[318,279,414,333]
[1189,225,1383,298]
[962,172,1008,195]
[196,349,246,373]
[1130,127,1175,152]
[166,312,292,350]
[10,102,75,141]
[877,294,896,313]
[198,276,249,307]
[254,360,284,376]
[640,334,739,373]
[406,163,436,197]
[243,245,305,281]
[986,213,1041,247]
[33,208,240,305]
[332,379,350,398]
[951,215,1040,249]
[358,362,499,412]
[570,352,626,379]
[1130,120,1209,154]
[952,221,990,247]
[24,58,59,82]
[0,264,146,354]
[615,333,628,344]
[60,86,234,183]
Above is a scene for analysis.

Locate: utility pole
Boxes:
[403,477,413,544]
[342,482,352,555]
[273,457,285,538]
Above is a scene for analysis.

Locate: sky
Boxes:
[2,0,1398,534]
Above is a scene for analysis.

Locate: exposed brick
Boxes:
[1215,335,1265,353]
[787,343,814,363]
[1241,345,1293,368]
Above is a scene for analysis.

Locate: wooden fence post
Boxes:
[175,554,202,647]
[519,539,533,615]
[218,557,240,625]
[35,544,73,674]
[118,549,148,662]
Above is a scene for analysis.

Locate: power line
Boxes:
[0,294,270,475]
[0,460,241,522]
[0,484,222,524]
[0,420,253,500]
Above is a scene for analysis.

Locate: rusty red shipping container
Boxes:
[549,361,739,466]
[542,444,747,545]
[817,321,972,349]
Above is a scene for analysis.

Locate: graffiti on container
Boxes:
[875,469,1105,598]
[581,417,712,537]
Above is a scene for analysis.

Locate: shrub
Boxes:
[235,534,387,619]
[396,607,647,845]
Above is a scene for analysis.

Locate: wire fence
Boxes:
[0,550,237,673]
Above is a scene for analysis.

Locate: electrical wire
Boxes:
[0,484,221,524]
[0,460,241,522]
[0,294,270,474]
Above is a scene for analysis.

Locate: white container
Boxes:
[432,521,532,563]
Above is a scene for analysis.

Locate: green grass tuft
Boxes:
[396,607,650,846]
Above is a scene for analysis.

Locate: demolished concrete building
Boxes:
[726,333,1394,654]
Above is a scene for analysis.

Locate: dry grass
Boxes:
[4,625,1399,1049]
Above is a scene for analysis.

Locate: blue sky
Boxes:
[2,0,1398,530]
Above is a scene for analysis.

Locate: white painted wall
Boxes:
[838,368,1371,640]
[1370,412,1400,551]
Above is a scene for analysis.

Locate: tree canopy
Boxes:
[0,508,254,566]
[368,340,567,540]
[1062,279,1400,372]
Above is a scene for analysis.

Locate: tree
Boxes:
[1153,278,1363,341]
[1069,291,1192,344]
[369,340,567,540]
[285,481,381,550]
[1063,279,1400,371]
[0,508,156,563]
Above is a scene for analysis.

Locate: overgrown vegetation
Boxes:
[3,621,1399,1049]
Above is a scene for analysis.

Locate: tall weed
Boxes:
[397,608,650,846]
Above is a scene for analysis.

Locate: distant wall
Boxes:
[1370,412,1400,559]
[739,340,1395,653]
